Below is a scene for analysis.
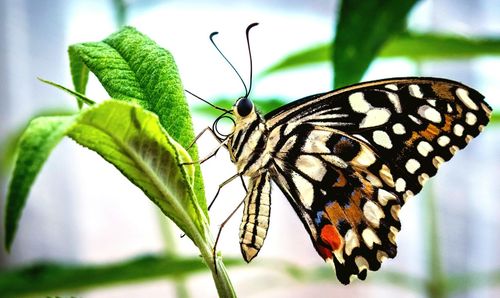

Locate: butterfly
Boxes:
[196,24,492,285]
[226,77,491,284]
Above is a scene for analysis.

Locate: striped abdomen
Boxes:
[239,171,271,262]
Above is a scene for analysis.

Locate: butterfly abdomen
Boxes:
[239,171,272,262]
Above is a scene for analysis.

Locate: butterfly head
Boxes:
[234,96,254,118]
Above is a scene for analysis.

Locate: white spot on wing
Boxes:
[302,130,331,153]
[391,205,400,220]
[395,178,406,192]
[296,155,327,182]
[349,92,370,113]
[377,250,388,263]
[409,115,422,125]
[456,88,478,110]
[373,130,393,149]
[387,92,402,113]
[417,141,433,157]
[379,165,395,187]
[344,229,360,256]
[403,190,414,202]
[292,173,314,208]
[409,84,424,98]
[418,105,442,123]
[378,189,397,206]
[362,228,381,249]
[360,108,391,128]
[385,84,398,91]
[366,173,383,187]
[437,135,450,147]
[363,201,385,228]
[389,226,399,244]
[355,256,369,273]
[465,112,477,125]
[418,173,429,186]
[405,159,420,174]
[351,145,376,167]
[481,102,492,117]
[454,124,464,136]
[322,154,349,169]
[392,123,406,135]
[432,156,445,168]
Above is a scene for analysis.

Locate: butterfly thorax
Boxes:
[228,106,270,177]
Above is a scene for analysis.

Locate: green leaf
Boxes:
[333,0,419,88]
[0,109,76,176]
[67,100,206,240]
[38,78,96,106]
[68,27,206,217]
[4,116,76,251]
[0,254,244,297]
[68,46,89,109]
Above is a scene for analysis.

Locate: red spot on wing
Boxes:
[318,224,343,259]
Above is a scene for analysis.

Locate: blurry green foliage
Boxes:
[333,0,419,88]
[262,32,500,77]
[0,254,243,297]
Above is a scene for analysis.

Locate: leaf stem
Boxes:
[424,182,446,298]
[194,228,236,298]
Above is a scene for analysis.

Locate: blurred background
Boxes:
[0,0,499,297]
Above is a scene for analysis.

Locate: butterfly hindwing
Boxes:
[268,124,403,284]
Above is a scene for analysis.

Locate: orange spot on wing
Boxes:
[431,82,455,100]
[320,224,343,251]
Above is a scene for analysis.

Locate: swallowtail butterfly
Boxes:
[196,24,492,284]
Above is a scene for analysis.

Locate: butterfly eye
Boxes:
[236,97,253,117]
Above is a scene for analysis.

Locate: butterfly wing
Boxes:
[268,124,403,284]
[264,77,491,283]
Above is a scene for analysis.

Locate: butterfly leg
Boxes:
[213,197,246,274]
[180,137,230,165]
[208,173,240,210]
[187,126,226,151]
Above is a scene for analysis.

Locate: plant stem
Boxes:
[157,212,191,298]
[424,182,446,298]
[196,231,236,298]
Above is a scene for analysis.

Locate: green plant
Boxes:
[3,27,236,297]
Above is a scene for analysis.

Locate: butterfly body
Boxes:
[222,77,491,284]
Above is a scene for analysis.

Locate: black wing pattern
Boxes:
[264,77,491,284]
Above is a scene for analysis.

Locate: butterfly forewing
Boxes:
[265,78,492,203]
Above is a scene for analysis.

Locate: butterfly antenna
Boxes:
[210,31,248,96]
[185,89,230,113]
[245,22,259,97]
